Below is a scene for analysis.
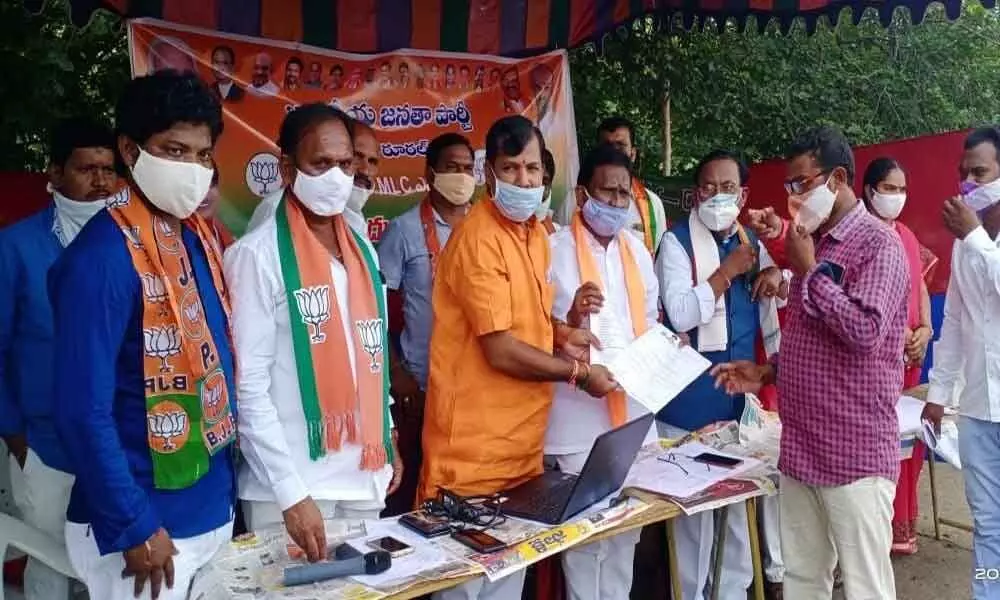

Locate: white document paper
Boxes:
[626,441,761,500]
[347,520,452,590]
[922,419,962,469]
[896,395,925,437]
[605,325,712,414]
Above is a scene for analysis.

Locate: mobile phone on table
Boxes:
[692,452,743,469]
[451,529,506,554]
[399,512,452,538]
[366,536,414,558]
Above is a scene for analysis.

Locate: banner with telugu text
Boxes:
[128,18,579,241]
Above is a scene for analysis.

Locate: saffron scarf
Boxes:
[631,179,657,254]
[275,194,392,467]
[109,187,236,490]
[572,213,649,428]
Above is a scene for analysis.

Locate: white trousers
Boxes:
[432,570,527,600]
[656,422,753,600]
[9,449,75,600]
[759,494,784,583]
[551,451,640,600]
[65,520,233,600]
[672,503,753,600]
[780,474,896,600]
[242,497,384,531]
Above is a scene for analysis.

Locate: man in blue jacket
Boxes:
[50,71,237,600]
[655,150,783,600]
[0,117,117,600]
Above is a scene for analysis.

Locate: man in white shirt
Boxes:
[656,150,783,600]
[547,144,659,600]
[225,104,401,561]
[925,126,1000,600]
[248,119,377,238]
[248,52,279,97]
[345,120,380,237]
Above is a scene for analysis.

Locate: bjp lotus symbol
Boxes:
[148,406,188,453]
[144,325,182,372]
[294,285,331,343]
[356,318,384,373]
[141,273,168,304]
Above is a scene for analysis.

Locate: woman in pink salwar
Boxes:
[861,157,934,555]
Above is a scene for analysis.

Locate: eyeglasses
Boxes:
[784,171,830,196]
[697,182,742,198]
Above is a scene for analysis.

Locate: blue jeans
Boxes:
[960,415,1000,599]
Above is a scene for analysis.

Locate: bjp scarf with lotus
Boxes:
[275,195,392,469]
[110,188,237,490]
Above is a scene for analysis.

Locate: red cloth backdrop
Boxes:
[0,172,49,228]
[745,129,969,295]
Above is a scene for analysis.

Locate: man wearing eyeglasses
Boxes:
[712,127,908,600]
[654,150,784,600]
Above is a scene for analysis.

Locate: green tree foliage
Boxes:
[2,0,1000,179]
[571,2,1000,181]
[0,0,127,171]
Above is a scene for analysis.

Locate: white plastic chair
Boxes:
[0,513,77,600]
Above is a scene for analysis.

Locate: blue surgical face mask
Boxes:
[491,169,546,223]
[581,193,630,237]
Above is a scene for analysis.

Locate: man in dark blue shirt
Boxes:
[50,71,236,600]
[0,117,116,600]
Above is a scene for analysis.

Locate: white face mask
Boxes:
[131,148,214,219]
[795,176,837,234]
[697,193,741,232]
[292,166,353,216]
[51,189,107,246]
[347,185,373,214]
[870,191,906,221]
[963,178,1000,213]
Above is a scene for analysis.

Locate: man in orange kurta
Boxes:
[418,116,617,600]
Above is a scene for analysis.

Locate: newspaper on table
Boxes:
[454,497,650,582]
[188,498,651,596]
[187,521,388,600]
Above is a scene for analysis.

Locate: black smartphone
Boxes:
[398,512,452,538]
[692,452,743,468]
[366,536,414,558]
[451,529,506,554]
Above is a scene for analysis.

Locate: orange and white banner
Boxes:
[128,18,579,240]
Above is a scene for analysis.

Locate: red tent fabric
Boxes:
[0,172,49,228]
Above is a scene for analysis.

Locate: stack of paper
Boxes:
[625,441,761,500]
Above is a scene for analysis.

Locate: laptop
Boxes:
[494,413,654,524]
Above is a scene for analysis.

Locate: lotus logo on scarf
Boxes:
[122,226,142,249]
[294,285,331,344]
[147,400,189,453]
[356,318,384,373]
[144,325,182,372]
[141,274,168,304]
[106,189,130,209]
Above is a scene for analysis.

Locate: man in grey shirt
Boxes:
[377,132,476,515]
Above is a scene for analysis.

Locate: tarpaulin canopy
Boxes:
[44,0,993,56]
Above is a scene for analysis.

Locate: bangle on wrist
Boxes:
[576,362,591,389]
[567,360,580,385]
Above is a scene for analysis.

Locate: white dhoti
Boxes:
[65,519,233,600]
[549,451,640,600]
[656,422,753,600]
[9,449,75,600]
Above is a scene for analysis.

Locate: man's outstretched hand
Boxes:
[710,361,775,395]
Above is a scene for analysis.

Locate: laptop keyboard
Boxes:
[505,474,576,521]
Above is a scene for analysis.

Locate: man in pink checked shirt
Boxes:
[712,126,909,600]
